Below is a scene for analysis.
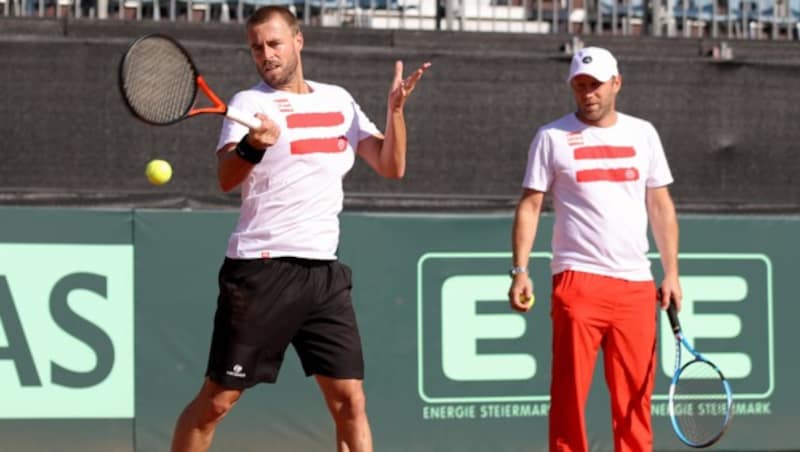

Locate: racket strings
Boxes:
[671,360,731,446]
[121,37,197,124]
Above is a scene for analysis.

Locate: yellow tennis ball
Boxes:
[521,293,536,307]
[146,159,172,186]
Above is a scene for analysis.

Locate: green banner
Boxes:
[0,207,796,451]
[0,207,133,451]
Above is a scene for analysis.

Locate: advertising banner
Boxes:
[0,207,796,451]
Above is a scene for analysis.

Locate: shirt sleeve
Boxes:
[521,128,553,192]
[352,97,381,141]
[644,121,674,188]
[215,92,256,153]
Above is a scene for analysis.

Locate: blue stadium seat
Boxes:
[598,0,645,18]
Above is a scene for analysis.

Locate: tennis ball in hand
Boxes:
[520,293,536,307]
[145,159,172,186]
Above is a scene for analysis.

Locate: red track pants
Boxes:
[549,270,657,452]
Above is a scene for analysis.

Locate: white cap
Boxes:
[567,47,619,83]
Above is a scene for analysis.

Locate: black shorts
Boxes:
[205,257,364,389]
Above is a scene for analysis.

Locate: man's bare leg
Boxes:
[316,375,372,452]
[171,378,243,452]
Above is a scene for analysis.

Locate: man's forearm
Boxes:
[512,191,544,268]
[380,109,407,179]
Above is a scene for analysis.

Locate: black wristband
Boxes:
[235,134,267,164]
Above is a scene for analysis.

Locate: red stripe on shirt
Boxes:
[574,146,635,159]
[286,112,344,128]
[290,137,348,154]
[576,167,639,182]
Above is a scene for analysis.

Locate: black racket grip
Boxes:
[662,290,682,334]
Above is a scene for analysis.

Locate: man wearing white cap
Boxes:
[507,47,682,451]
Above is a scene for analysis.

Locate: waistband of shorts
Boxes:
[224,256,336,267]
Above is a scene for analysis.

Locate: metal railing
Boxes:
[2,0,799,39]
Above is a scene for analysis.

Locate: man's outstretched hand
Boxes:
[388,60,432,111]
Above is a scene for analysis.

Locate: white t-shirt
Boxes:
[217,80,380,260]
[522,112,674,281]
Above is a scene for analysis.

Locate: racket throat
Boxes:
[190,76,227,116]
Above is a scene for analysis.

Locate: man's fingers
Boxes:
[415,62,432,79]
[394,60,404,86]
[658,288,681,311]
[508,288,533,313]
[404,62,432,90]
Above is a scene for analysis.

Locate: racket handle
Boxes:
[666,297,681,334]
[226,106,263,130]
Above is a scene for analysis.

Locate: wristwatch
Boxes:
[509,266,528,277]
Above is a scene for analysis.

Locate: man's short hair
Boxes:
[246,6,300,35]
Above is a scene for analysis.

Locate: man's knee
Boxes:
[331,387,368,421]
[345,391,367,417]
[194,387,242,426]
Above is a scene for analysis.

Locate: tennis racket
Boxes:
[119,33,261,129]
[663,295,733,448]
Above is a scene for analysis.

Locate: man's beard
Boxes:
[262,59,296,89]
